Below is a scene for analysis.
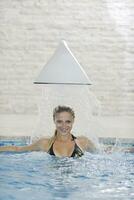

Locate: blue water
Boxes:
[0,141,134,200]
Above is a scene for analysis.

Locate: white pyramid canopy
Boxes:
[34,40,92,85]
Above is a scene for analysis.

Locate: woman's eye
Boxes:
[56,120,71,124]
[56,120,62,123]
[66,120,71,124]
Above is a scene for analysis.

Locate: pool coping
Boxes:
[0,136,134,146]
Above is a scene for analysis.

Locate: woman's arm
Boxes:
[0,138,49,153]
[122,147,134,153]
[103,145,134,154]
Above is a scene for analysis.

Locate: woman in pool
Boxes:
[0,105,98,157]
[0,105,133,156]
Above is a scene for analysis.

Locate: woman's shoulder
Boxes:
[76,135,90,143]
[33,136,50,143]
[76,136,97,152]
[39,136,51,141]
[33,137,51,151]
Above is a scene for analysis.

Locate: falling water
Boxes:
[31,84,103,148]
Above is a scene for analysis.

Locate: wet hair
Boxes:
[53,105,75,121]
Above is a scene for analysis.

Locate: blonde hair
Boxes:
[53,105,75,121]
[48,105,75,148]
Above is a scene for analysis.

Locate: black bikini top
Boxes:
[47,134,84,158]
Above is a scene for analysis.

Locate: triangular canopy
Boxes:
[34,40,92,85]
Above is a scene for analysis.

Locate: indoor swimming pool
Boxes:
[0,139,134,200]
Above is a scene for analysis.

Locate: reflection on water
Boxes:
[0,151,134,200]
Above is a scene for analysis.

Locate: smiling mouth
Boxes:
[60,128,69,132]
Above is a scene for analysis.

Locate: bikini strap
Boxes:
[71,134,77,141]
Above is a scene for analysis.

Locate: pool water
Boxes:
[0,141,134,200]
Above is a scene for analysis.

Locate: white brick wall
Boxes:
[0,0,134,116]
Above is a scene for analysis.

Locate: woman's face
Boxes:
[54,112,74,135]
